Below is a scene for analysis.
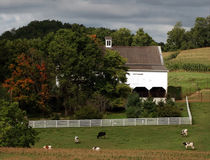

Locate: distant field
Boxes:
[168,71,210,97]
[188,89,210,102]
[1,102,210,159]
[163,47,210,65]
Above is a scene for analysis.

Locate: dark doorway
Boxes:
[149,87,166,97]
[133,87,149,97]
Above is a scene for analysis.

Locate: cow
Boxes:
[74,136,80,143]
[43,145,52,149]
[97,132,106,139]
[183,142,195,149]
[92,146,100,151]
[181,129,188,137]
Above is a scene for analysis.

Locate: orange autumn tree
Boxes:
[3,52,50,113]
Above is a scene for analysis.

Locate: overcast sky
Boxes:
[0,0,209,42]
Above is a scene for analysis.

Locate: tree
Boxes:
[132,28,157,46]
[0,100,39,147]
[98,49,128,98]
[47,29,129,115]
[2,50,50,114]
[165,22,186,51]
[191,17,209,48]
[48,29,105,115]
[111,28,132,46]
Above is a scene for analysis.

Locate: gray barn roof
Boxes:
[110,46,167,71]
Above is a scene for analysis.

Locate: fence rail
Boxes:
[29,117,191,128]
[29,96,192,128]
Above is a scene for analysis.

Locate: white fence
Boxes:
[29,97,192,128]
[186,96,192,124]
[29,117,191,128]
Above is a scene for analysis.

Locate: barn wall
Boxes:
[126,71,168,91]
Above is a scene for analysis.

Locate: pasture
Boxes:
[1,102,210,159]
[168,72,210,97]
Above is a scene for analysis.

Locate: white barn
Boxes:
[105,37,168,97]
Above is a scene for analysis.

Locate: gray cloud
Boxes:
[0,0,209,42]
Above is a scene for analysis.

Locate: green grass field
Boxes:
[168,72,210,97]
[30,102,210,151]
[1,102,210,159]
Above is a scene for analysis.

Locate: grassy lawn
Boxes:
[1,102,210,159]
[168,71,210,97]
[29,102,209,151]
[188,89,210,102]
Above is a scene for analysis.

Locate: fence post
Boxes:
[179,117,181,125]
[186,96,192,124]
[123,119,125,126]
[90,120,91,127]
[79,120,80,127]
[56,120,57,128]
[157,118,159,125]
[101,119,102,127]
[168,118,170,125]
[134,119,136,126]
[146,118,147,125]
[44,120,46,128]
[33,121,35,128]
[67,120,69,127]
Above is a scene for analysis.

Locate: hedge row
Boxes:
[165,51,180,61]
[166,62,210,72]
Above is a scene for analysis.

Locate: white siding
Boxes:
[126,71,168,90]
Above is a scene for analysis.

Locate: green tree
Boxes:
[132,28,157,46]
[165,22,186,51]
[111,28,132,46]
[48,29,104,115]
[47,29,129,115]
[191,17,209,48]
[0,100,39,147]
[98,49,128,98]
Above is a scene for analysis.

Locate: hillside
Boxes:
[163,47,210,65]
[163,47,210,100]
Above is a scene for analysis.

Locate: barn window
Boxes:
[149,87,166,97]
[133,87,149,97]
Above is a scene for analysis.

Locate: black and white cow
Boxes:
[183,142,195,149]
[92,146,100,151]
[181,129,188,137]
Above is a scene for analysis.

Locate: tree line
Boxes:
[164,16,210,51]
[0,28,131,118]
[0,15,209,52]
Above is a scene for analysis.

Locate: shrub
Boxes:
[125,93,181,118]
[167,86,182,100]
[126,106,141,118]
[0,100,39,147]
[126,92,141,108]
[157,104,181,117]
[74,105,103,119]
[166,51,180,60]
